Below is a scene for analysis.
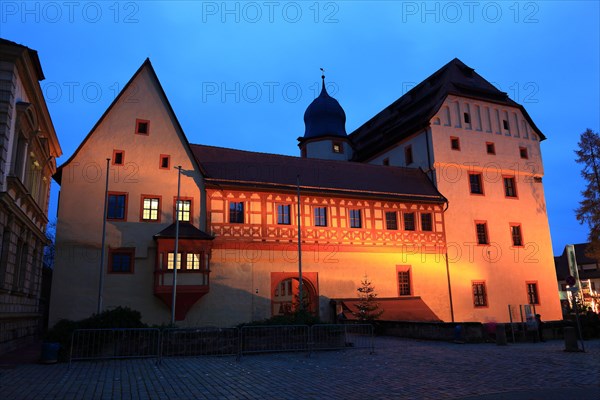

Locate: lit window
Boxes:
[186,253,202,270]
[450,137,460,151]
[332,142,343,153]
[229,201,244,224]
[476,222,488,245]
[176,199,192,222]
[113,150,125,166]
[527,282,539,305]
[421,213,433,231]
[504,177,517,197]
[167,253,182,269]
[469,173,483,195]
[142,197,160,221]
[398,271,411,296]
[160,155,170,169]
[314,207,327,227]
[519,147,528,159]
[109,249,134,273]
[404,146,413,166]
[464,113,471,124]
[277,204,291,225]
[486,142,495,155]
[349,209,362,228]
[385,212,398,230]
[404,212,415,231]
[511,225,523,247]
[107,193,127,220]
[473,282,487,307]
[136,119,150,135]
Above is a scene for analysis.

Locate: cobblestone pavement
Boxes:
[1,337,598,400]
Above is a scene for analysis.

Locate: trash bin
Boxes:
[40,342,60,364]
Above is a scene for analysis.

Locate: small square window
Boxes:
[383,158,390,166]
[113,150,124,166]
[503,119,510,130]
[450,137,460,151]
[136,119,150,135]
[464,113,471,124]
[486,142,495,155]
[332,142,343,154]
[519,147,528,159]
[109,248,134,273]
[160,155,170,169]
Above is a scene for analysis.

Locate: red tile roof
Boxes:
[190,144,446,203]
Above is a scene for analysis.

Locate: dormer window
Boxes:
[135,119,150,135]
[332,142,343,154]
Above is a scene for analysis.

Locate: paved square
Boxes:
[1,337,598,399]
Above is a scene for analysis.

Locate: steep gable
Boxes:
[350,58,545,161]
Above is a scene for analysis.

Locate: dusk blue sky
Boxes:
[1,1,598,255]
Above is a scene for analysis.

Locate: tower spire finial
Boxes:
[320,67,326,93]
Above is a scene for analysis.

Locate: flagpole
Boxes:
[97,158,110,314]
[296,175,303,311]
[171,166,182,324]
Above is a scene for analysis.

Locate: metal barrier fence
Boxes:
[310,324,374,354]
[240,325,310,356]
[70,328,161,364]
[160,328,238,361]
[69,324,374,363]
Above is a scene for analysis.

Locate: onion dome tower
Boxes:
[298,71,352,160]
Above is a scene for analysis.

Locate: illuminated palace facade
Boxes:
[49,58,561,326]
